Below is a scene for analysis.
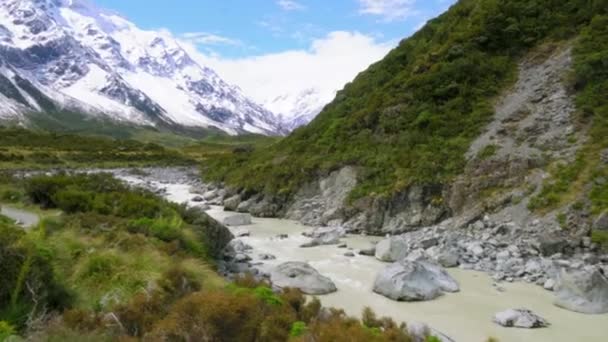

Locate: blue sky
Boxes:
[96,0,456,58]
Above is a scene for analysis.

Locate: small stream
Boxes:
[117,174,608,342]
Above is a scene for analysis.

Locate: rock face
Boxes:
[300,227,345,248]
[270,262,337,295]
[554,266,608,314]
[373,260,459,301]
[375,237,410,262]
[181,206,234,259]
[223,214,253,227]
[493,309,549,328]
[286,167,357,226]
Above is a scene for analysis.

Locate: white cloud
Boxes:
[179,31,395,118]
[277,0,306,11]
[180,32,241,46]
[358,0,417,22]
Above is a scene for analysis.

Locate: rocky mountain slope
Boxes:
[0,0,283,135]
[203,0,608,243]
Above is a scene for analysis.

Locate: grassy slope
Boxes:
[203,0,605,202]
[0,174,414,342]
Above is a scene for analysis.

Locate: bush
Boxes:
[290,321,307,338]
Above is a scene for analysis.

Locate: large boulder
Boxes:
[270,262,337,295]
[554,266,608,314]
[223,195,242,211]
[375,237,410,262]
[223,214,253,227]
[373,260,459,301]
[300,227,345,248]
[493,309,549,328]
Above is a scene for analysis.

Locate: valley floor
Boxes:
[117,167,608,342]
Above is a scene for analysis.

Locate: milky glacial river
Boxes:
[127,178,608,342]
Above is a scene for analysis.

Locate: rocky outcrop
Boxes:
[270,262,337,295]
[554,266,608,314]
[373,260,459,301]
[286,167,358,226]
[223,214,252,226]
[493,309,549,328]
[180,206,234,259]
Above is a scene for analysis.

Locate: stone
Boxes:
[359,245,376,256]
[344,252,355,257]
[270,262,337,295]
[407,322,455,342]
[524,259,542,274]
[496,250,510,261]
[420,237,439,249]
[223,214,253,226]
[259,253,276,260]
[225,239,252,255]
[234,229,250,237]
[223,195,241,211]
[237,196,258,213]
[300,227,345,248]
[202,190,218,200]
[192,196,204,202]
[234,253,251,263]
[554,266,608,314]
[493,309,549,328]
[337,243,348,248]
[276,234,289,239]
[467,242,485,257]
[375,237,410,262]
[544,279,556,291]
[373,260,459,302]
[435,247,460,268]
[594,211,608,231]
[539,235,568,256]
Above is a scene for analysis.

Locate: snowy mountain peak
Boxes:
[0,0,284,135]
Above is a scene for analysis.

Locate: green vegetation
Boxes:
[203,0,605,202]
[0,173,413,341]
[529,13,608,215]
[0,127,193,169]
[477,144,499,160]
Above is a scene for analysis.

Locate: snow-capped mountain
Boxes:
[0,0,284,135]
[263,87,333,131]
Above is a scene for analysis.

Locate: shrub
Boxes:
[290,321,307,338]
[0,321,16,341]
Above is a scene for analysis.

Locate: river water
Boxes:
[123,178,608,342]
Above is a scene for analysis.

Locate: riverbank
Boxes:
[111,167,608,342]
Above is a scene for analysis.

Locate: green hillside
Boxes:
[204,0,607,204]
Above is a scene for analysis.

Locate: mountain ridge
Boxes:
[0,0,285,135]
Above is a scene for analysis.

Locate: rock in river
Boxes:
[270,262,337,295]
[223,213,253,227]
[554,266,608,314]
[300,227,345,248]
[375,237,410,262]
[493,309,549,328]
[373,260,459,301]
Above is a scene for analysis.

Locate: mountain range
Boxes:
[0,0,324,136]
